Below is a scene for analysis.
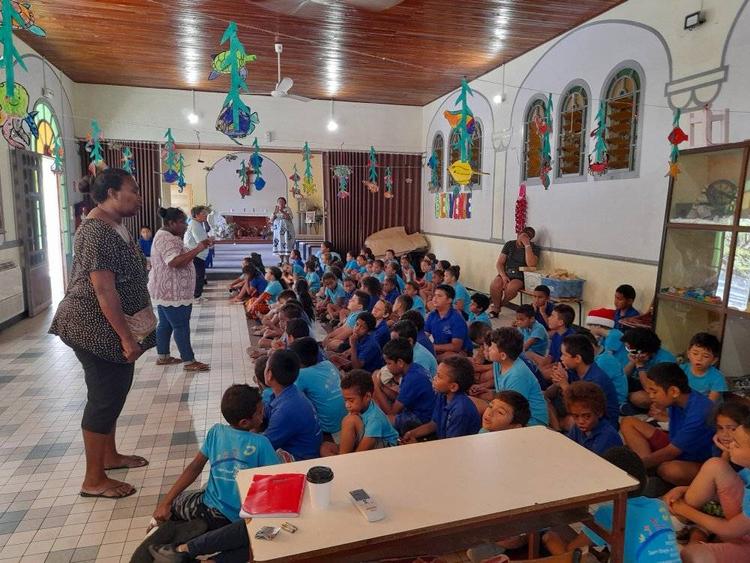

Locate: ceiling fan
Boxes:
[256,0,405,17]
[267,43,312,102]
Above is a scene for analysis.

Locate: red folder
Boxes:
[239,473,306,518]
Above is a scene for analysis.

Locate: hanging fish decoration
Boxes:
[50,136,64,176]
[162,128,178,183]
[290,164,302,199]
[384,166,394,199]
[176,153,186,192]
[208,50,256,80]
[0,1,45,36]
[302,141,316,195]
[666,108,688,178]
[121,146,135,175]
[427,151,440,192]
[588,101,609,176]
[236,159,251,198]
[539,93,553,189]
[333,165,351,199]
[250,137,265,190]
[86,120,106,175]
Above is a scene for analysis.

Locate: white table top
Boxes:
[236,426,638,562]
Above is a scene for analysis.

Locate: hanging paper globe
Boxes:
[254,176,266,190]
[163,169,178,183]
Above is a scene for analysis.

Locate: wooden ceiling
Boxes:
[21,0,625,106]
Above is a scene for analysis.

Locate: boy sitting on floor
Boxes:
[526,304,576,379]
[480,390,530,433]
[403,281,426,316]
[468,293,492,326]
[372,337,436,436]
[515,304,549,357]
[621,327,676,412]
[401,309,436,358]
[262,350,322,461]
[564,381,622,456]
[322,290,369,352]
[328,312,384,373]
[614,283,640,330]
[152,385,278,529]
[621,362,714,486]
[545,333,620,431]
[681,331,727,401]
[322,369,400,456]
[402,355,481,443]
[424,284,472,360]
[531,284,554,329]
[586,307,629,368]
[390,319,438,378]
[288,337,347,445]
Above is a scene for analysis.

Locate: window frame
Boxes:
[555,81,590,181]
[521,95,547,186]
[430,131,445,192]
[597,61,645,181]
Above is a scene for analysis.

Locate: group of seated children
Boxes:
[154,247,750,561]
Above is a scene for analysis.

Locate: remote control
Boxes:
[348,489,385,522]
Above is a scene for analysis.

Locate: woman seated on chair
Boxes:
[489,227,540,318]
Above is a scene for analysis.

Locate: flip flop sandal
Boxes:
[156,357,182,366]
[105,455,149,471]
[184,362,210,372]
[80,484,136,499]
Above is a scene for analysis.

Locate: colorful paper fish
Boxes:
[216,103,259,142]
[0,1,45,36]
[0,81,29,118]
[21,109,36,137]
[448,160,474,186]
[443,110,475,135]
[208,50,256,80]
[2,116,28,148]
[364,180,379,193]
[290,166,302,199]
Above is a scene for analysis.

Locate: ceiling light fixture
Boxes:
[327,99,339,132]
[187,90,199,124]
[494,64,507,105]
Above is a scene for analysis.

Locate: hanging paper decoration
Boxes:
[85,120,105,175]
[302,141,316,195]
[50,135,64,176]
[364,145,379,192]
[446,79,480,187]
[333,165,351,199]
[588,101,609,175]
[0,81,36,149]
[161,128,178,183]
[666,108,688,178]
[289,164,302,199]
[208,49,256,80]
[121,146,134,175]
[176,153,186,192]
[515,183,528,234]
[427,151,440,192]
[435,192,471,219]
[384,166,394,199]
[215,22,259,143]
[250,137,265,190]
[0,0,45,35]
[538,94,553,189]
[236,159,251,198]
[0,0,31,99]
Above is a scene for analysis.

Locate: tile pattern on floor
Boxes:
[0,284,250,563]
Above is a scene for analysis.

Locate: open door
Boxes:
[11,149,52,317]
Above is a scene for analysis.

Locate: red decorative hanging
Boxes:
[515,182,528,234]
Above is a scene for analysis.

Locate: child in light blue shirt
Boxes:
[468,293,492,326]
[304,260,321,293]
[515,304,548,356]
[404,281,426,316]
[154,385,278,527]
[681,332,727,401]
[289,337,347,437]
[444,265,471,314]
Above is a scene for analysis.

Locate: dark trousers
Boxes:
[193,257,206,298]
[186,520,250,563]
[73,348,134,434]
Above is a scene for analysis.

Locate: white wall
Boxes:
[421,0,750,314]
[72,84,423,153]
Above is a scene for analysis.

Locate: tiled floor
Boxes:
[0,283,252,563]
[0,279,516,563]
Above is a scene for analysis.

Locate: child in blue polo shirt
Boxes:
[664,414,750,561]
[332,312,384,373]
[372,259,386,282]
[515,304,548,356]
[681,332,727,401]
[468,293,491,326]
[403,281,426,316]
[384,260,406,291]
[153,385,279,528]
[289,337,347,443]
[382,276,401,304]
[544,447,680,563]
[320,271,347,320]
[401,309,436,358]
[585,307,629,368]
[343,251,358,275]
[304,259,321,293]
[480,390,530,433]
[621,362,714,486]
[532,285,554,329]
[322,369,399,455]
[253,355,274,408]
[373,337,436,435]
[263,350,322,461]
[391,319,438,378]
[546,334,620,431]
[480,327,548,425]
[621,327,677,411]
[371,298,392,348]
[564,381,622,456]
[614,284,639,329]
[424,284,472,360]
[444,265,471,316]
[402,355,480,442]
[322,290,369,352]
[529,304,576,381]
[392,294,412,324]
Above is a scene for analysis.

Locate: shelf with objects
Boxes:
[654,141,750,388]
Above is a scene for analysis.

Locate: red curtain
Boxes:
[323,151,422,255]
[78,139,162,238]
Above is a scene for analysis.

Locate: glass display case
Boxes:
[655,142,750,380]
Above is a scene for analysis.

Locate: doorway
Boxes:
[41,156,65,303]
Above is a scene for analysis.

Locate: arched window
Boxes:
[522,98,546,181]
[33,102,59,156]
[469,120,482,189]
[430,132,444,191]
[557,85,588,177]
[604,68,640,171]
